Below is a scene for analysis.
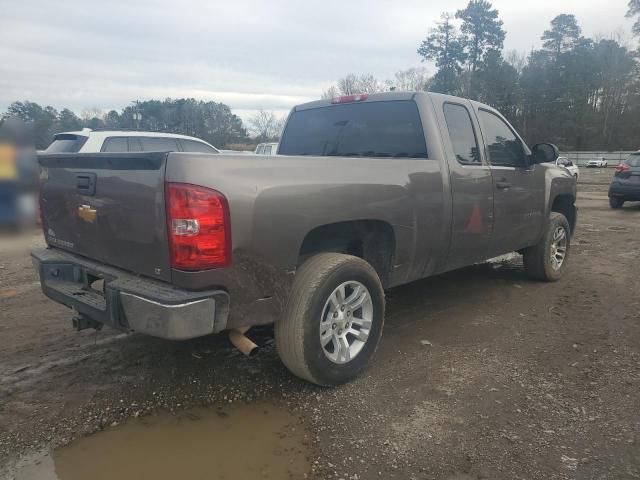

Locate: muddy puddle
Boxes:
[10,403,310,480]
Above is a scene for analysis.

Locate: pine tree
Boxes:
[627,0,640,37]
[417,13,465,94]
[541,14,582,59]
[455,0,505,73]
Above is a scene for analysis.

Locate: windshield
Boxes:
[278,100,428,158]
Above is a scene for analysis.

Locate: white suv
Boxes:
[556,156,579,179]
[44,129,219,154]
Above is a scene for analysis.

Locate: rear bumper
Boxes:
[31,248,229,340]
[608,182,640,200]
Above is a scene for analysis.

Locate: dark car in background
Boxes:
[609,152,640,208]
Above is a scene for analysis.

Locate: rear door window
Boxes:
[139,137,179,151]
[278,100,428,158]
[443,103,481,165]
[101,137,128,153]
[45,135,88,153]
[256,145,264,154]
[180,139,217,153]
[264,145,273,155]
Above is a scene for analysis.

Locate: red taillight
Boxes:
[615,163,630,173]
[166,183,231,270]
[331,94,369,104]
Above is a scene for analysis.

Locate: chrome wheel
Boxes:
[550,226,567,270]
[319,281,373,364]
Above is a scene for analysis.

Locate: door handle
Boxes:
[496,181,511,190]
[76,173,96,196]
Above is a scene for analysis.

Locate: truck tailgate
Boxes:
[38,152,172,282]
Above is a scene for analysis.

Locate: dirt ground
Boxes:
[1,168,639,479]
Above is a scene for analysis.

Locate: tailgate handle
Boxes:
[76,173,96,196]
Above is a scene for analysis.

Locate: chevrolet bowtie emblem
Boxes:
[78,204,97,223]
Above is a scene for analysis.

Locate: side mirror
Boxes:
[531,143,559,164]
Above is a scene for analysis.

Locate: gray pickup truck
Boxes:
[33,92,576,386]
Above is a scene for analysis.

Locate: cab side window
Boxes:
[478,110,526,168]
[443,103,481,165]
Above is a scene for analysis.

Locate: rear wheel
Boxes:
[523,212,570,282]
[609,197,624,209]
[275,253,384,386]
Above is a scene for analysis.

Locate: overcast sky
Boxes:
[0,0,633,123]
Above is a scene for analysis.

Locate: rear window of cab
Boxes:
[278,100,428,159]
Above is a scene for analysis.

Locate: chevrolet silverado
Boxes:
[33,92,577,386]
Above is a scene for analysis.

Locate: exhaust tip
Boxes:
[229,327,259,357]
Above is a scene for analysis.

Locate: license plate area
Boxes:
[42,263,112,312]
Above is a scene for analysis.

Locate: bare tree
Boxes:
[324,69,431,97]
[504,49,527,74]
[321,85,340,100]
[249,109,284,140]
[337,74,360,95]
[386,67,432,91]
[357,74,383,93]
[80,107,104,122]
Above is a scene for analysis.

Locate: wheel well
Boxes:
[298,220,395,287]
[551,195,576,233]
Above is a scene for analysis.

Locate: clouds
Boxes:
[0,0,632,123]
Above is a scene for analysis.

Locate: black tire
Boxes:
[275,253,385,386]
[609,197,624,209]
[523,212,571,282]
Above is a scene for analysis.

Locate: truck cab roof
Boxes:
[293,91,500,115]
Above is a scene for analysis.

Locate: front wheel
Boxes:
[610,197,624,209]
[275,253,385,386]
[523,212,571,282]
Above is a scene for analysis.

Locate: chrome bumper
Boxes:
[119,293,218,340]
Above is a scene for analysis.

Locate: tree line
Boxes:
[324,1,640,151]
[1,98,256,150]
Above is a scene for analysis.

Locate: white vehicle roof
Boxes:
[55,129,219,153]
